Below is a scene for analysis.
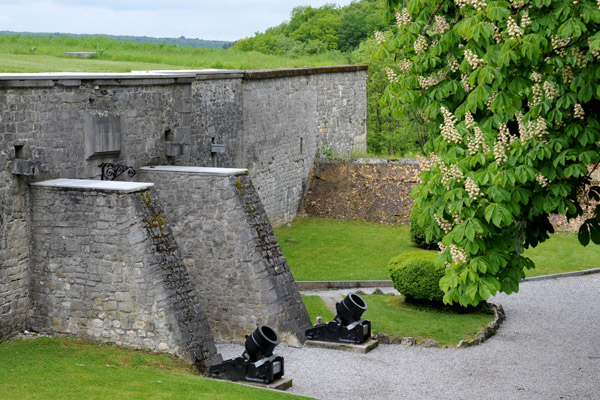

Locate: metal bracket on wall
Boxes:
[99,163,137,181]
[211,144,226,168]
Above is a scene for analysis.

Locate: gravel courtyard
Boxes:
[218,274,600,400]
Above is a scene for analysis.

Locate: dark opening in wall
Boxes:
[14,145,24,159]
[165,129,174,142]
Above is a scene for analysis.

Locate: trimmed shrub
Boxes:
[388,250,444,302]
[409,203,439,250]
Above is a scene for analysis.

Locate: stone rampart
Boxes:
[139,166,311,346]
[28,179,221,371]
[0,67,366,340]
[190,67,367,227]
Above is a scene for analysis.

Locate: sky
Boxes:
[1,0,357,42]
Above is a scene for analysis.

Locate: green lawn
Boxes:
[275,217,600,281]
[523,232,600,277]
[302,294,494,346]
[275,218,413,281]
[0,337,309,400]
[302,295,336,325]
[0,53,187,73]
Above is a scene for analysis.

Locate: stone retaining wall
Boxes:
[302,158,420,225]
[28,179,221,371]
[303,159,599,231]
[139,167,311,346]
[0,67,366,340]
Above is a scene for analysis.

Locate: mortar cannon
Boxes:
[305,293,371,344]
[208,324,284,384]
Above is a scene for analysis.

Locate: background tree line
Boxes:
[0,31,233,50]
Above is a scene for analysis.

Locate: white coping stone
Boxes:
[132,69,244,75]
[140,166,248,176]
[0,70,239,81]
[31,178,154,192]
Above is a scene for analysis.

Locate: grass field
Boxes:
[0,337,308,400]
[275,218,413,281]
[0,34,349,72]
[275,217,600,281]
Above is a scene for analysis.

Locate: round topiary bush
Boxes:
[409,203,439,250]
[388,250,444,303]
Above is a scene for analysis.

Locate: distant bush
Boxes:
[409,203,440,250]
[388,250,444,302]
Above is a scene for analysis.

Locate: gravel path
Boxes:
[217,274,600,399]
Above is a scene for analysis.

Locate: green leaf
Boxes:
[478,281,492,300]
[466,282,478,300]
[484,203,513,227]
[553,150,568,167]
[512,187,532,204]
[472,257,491,274]
[488,186,511,202]
[406,0,425,16]
[590,224,600,245]
[564,163,587,178]
[453,223,467,242]
[514,165,536,183]
[486,3,511,21]
[578,224,590,246]
[579,151,598,164]
[579,83,594,103]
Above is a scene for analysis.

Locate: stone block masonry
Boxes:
[234,68,367,227]
[0,66,366,343]
[303,159,422,225]
[139,166,311,346]
[29,179,222,372]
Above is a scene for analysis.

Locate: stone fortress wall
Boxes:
[29,180,222,371]
[0,66,367,363]
[138,166,311,346]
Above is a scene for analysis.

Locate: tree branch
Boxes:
[516,217,525,256]
[422,0,447,36]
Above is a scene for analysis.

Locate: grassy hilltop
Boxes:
[0,34,348,73]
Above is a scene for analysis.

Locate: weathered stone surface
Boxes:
[390,336,402,344]
[63,52,96,58]
[241,377,293,391]
[304,338,379,353]
[84,112,121,158]
[373,333,390,344]
[139,167,311,345]
[0,67,366,343]
[421,339,439,348]
[28,182,221,372]
[302,159,422,225]
[12,159,39,175]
